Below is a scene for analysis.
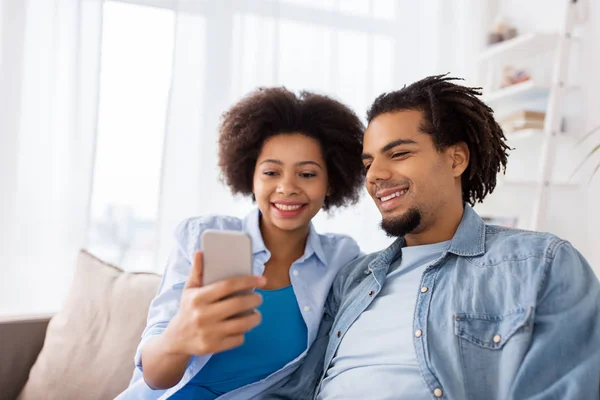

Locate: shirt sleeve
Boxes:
[132,219,195,370]
[509,241,600,399]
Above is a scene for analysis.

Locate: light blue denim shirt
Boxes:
[262,205,600,400]
[117,208,361,400]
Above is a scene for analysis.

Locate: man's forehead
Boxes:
[365,111,425,144]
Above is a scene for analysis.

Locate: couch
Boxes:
[0,250,161,400]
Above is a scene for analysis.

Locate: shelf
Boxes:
[479,33,558,62]
[483,80,550,104]
[504,128,544,141]
[497,179,579,188]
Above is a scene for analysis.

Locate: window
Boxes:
[89,0,402,269]
[87,1,175,271]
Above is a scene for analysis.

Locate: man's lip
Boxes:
[375,187,408,199]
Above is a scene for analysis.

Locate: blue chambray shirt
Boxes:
[117,208,361,400]
[262,204,600,400]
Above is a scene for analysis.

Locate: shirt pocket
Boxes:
[453,307,534,400]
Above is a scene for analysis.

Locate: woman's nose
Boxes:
[276,176,300,196]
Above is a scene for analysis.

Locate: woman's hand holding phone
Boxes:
[164,251,267,356]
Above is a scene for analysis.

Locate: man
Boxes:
[263,75,600,400]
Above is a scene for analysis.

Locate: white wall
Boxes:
[475,0,600,273]
[580,0,600,271]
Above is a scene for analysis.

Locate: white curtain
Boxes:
[0,0,102,314]
[155,0,485,268]
[0,0,483,313]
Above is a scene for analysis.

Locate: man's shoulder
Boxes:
[482,224,566,262]
[334,250,382,283]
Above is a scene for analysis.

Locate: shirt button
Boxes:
[303,306,311,312]
[420,286,429,293]
[493,334,501,343]
[292,269,299,276]
[415,329,423,338]
[368,290,374,296]
[336,331,342,338]
[434,388,443,398]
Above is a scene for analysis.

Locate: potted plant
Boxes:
[574,125,600,180]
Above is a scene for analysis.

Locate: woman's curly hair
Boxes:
[218,87,365,210]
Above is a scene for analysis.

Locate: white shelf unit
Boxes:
[477,0,585,231]
[479,33,559,62]
[483,80,550,104]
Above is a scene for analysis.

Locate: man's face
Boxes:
[362,110,467,237]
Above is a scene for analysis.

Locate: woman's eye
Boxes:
[300,172,316,178]
[263,171,277,176]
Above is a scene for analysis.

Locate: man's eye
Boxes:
[392,152,409,158]
[363,164,371,172]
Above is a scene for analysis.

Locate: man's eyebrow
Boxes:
[362,138,418,160]
[380,139,418,153]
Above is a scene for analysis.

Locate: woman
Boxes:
[118,87,365,399]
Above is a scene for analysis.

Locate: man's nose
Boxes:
[366,159,392,183]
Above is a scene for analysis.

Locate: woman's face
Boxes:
[253,133,329,233]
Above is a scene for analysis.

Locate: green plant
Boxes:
[573,125,600,180]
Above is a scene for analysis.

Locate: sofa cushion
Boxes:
[19,250,161,400]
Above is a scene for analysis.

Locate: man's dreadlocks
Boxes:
[366,74,510,205]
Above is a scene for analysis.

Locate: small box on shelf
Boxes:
[500,110,546,134]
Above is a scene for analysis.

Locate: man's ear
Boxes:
[450,142,469,178]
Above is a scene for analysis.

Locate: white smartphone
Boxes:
[201,229,253,287]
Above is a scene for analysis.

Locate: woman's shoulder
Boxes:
[315,231,362,266]
[175,214,245,236]
[173,214,246,257]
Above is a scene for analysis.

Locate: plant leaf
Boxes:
[571,143,600,181]
[575,124,600,146]
[590,162,600,183]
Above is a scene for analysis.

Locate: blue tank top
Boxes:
[169,286,308,399]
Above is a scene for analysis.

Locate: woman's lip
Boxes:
[271,201,306,206]
[271,203,307,218]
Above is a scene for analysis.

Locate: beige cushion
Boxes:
[19,250,161,400]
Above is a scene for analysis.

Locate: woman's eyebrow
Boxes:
[259,159,283,166]
[296,160,323,170]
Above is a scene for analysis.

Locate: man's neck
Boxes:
[259,217,308,263]
[404,202,465,247]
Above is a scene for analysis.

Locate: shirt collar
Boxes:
[243,208,267,255]
[304,223,327,266]
[242,208,328,265]
[372,203,485,268]
[446,204,486,257]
